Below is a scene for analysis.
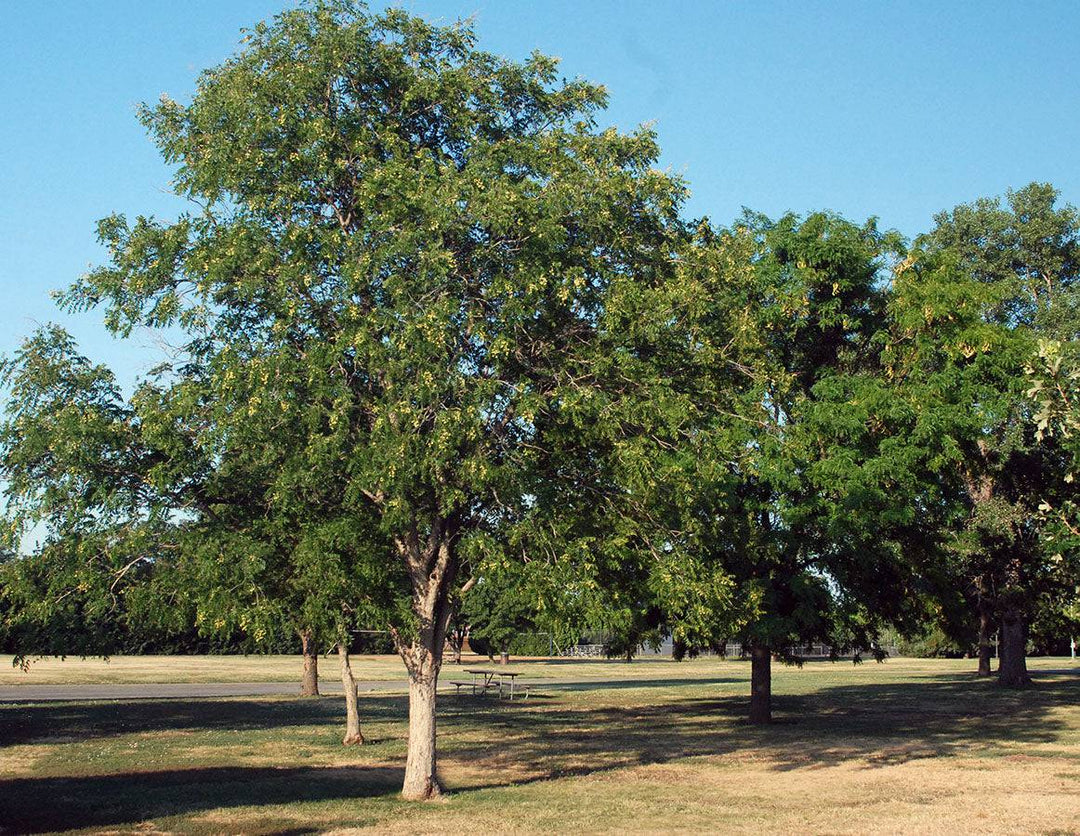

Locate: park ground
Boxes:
[0,656,1078,834]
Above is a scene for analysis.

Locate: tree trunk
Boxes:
[448,628,464,664]
[402,670,440,799]
[396,531,458,801]
[997,606,1031,687]
[749,645,772,724]
[964,467,997,678]
[300,629,319,697]
[977,590,994,677]
[339,643,364,746]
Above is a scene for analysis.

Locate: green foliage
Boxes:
[665,210,907,661]
[460,569,537,658]
[881,184,1080,653]
[1,0,1076,726]
[0,327,184,662]
[895,625,968,659]
[33,0,715,702]
[1028,338,1080,559]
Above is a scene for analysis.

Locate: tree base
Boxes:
[997,672,1032,688]
[342,732,365,746]
[749,645,772,724]
[401,778,444,802]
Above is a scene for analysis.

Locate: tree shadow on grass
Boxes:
[530,676,742,692]
[2,668,1076,832]
[498,657,687,667]
[0,694,408,746]
[438,667,1080,789]
[0,765,403,834]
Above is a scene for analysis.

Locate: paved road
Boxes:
[0,680,407,702]
[0,678,593,702]
[0,674,709,703]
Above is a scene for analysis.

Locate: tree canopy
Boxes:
[40,0,716,800]
[1,0,1078,804]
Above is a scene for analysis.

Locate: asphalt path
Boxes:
[0,676,640,702]
[0,680,394,702]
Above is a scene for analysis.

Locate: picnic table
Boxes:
[448,668,524,699]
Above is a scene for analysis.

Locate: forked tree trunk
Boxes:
[749,645,772,724]
[997,606,1031,687]
[300,629,319,697]
[397,533,458,802]
[339,643,364,745]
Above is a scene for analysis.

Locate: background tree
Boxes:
[1027,337,1080,656]
[459,569,537,664]
[0,327,184,663]
[597,576,666,662]
[666,211,907,723]
[886,183,1080,684]
[0,327,385,743]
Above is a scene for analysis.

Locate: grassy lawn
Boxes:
[1,657,1078,833]
[0,654,400,686]
[1,652,741,686]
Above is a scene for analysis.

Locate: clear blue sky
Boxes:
[2,0,1078,390]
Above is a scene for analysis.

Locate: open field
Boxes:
[8,652,1069,688]
[0,652,812,687]
[0,653,731,687]
[1,657,1078,834]
[0,654,401,686]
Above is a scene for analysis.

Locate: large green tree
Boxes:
[887,183,1080,685]
[660,211,909,723]
[64,1,708,799]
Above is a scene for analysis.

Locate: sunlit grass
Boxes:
[5,650,1072,688]
[1,657,1078,833]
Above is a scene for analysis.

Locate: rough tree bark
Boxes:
[396,526,458,801]
[339,643,364,745]
[300,628,320,697]
[749,645,772,724]
[997,606,1031,687]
